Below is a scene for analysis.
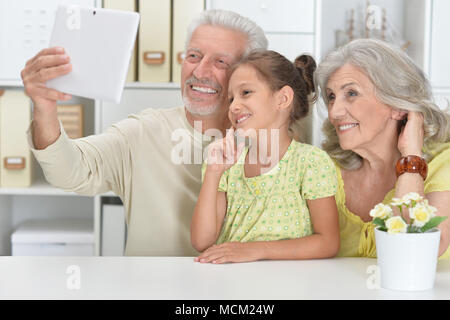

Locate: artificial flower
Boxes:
[369,203,393,220]
[409,202,437,227]
[385,216,408,234]
[390,197,405,207]
[401,192,422,206]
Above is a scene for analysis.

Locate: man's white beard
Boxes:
[183,95,221,116]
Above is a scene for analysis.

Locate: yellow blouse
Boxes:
[336,143,450,260]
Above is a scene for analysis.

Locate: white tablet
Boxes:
[47,5,140,104]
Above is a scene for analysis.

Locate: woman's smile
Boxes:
[337,123,359,132]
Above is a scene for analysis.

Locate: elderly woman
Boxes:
[315,38,450,259]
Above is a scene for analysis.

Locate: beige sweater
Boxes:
[28,106,212,256]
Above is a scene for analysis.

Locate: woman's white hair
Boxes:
[185,9,268,55]
[315,38,450,170]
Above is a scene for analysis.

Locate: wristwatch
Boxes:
[395,155,428,180]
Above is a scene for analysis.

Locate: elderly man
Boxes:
[20,10,268,256]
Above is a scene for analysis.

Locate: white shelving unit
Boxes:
[0,0,100,256]
[1,0,447,256]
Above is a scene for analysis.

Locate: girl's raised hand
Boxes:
[206,127,245,174]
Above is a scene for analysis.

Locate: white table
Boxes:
[0,257,449,299]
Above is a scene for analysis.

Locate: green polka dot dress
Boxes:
[201,140,337,244]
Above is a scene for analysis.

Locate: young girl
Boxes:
[191,50,340,263]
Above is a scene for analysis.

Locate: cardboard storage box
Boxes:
[11,218,94,256]
[0,90,32,187]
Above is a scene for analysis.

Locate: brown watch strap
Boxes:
[395,155,428,180]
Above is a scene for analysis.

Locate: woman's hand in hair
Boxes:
[398,111,424,157]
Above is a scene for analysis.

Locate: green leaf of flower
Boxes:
[420,216,448,233]
[408,225,421,233]
[373,217,386,229]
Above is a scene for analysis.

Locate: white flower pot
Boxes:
[374,227,441,291]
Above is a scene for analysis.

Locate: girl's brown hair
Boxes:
[231,50,317,132]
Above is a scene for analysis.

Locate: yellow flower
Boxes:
[401,192,423,206]
[369,203,393,220]
[409,202,437,227]
[390,197,405,207]
[385,216,408,234]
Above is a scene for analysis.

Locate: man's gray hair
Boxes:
[315,38,450,170]
[185,9,268,55]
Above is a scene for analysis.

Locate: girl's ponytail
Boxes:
[294,54,316,95]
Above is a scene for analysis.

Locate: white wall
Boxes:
[404,0,429,70]
[320,0,405,58]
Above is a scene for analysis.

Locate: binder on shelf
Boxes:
[172,0,204,83]
[138,0,171,82]
[101,204,126,256]
[0,90,32,188]
[103,0,137,82]
[56,104,84,139]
